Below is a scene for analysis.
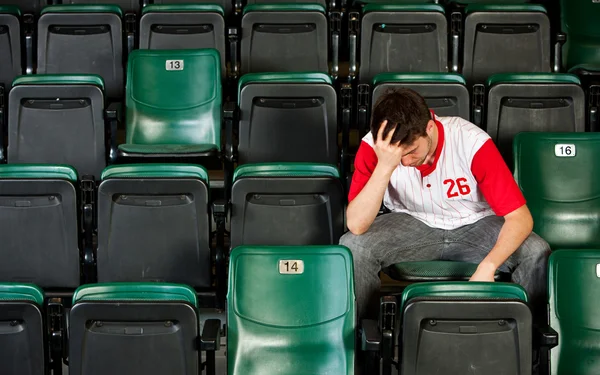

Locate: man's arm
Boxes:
[347,121,404,235]
[470,204,533,281]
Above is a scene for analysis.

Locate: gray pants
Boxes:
[339,213,551,320]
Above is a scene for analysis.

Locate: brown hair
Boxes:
[370,88,431,145]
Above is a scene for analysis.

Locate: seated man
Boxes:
[341,88,550,321]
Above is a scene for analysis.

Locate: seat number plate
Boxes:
[166,60,184,71]
[596,264,600,278]
[555,144,576,157]
[279,260,304,274]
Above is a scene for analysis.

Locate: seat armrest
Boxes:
[360,319,381,351]
[201,319,222,351]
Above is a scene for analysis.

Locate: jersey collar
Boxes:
[416,111,444,178]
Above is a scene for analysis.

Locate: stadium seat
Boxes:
[513,132,600,250]
[247,0,327,6]
[240,4,330,74]
[153,0,232,17]
[371,73,470,119]
[559,0,600,72]
[548,250,600,375]
[484,73,585,167]
[0,0,44,14]
[462,4,551,85]
[237,72,337,164]
[118,48,221,167]
[0,283,45,375]
[97,164,212,288]
[223,245,357,375]
[139,5,226,76]
[69,283,220,375]
[62,0,139,14]
[399,282,532,375]
[357,4,447,84]
[8,75,107,179]
[0,165,80,289]
[0,6,21,92]
[37,5,124,99]
[230,163,345,248]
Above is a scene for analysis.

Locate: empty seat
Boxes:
[37,5,123,99]
[225,245,356,375]
[153,0,232,17]
[0,0,44,14]
[241,4,329,74]
[139,4,226,76]
[8,75,107,179]
[513,132,600,249]
[559,0,600,72]
[237,72,337,164]
[69,283,202,375]
[358,4,447,83]
[97,164,212,288]
[371,73,470,119]
[400,282,531,375]
[462,4,551,85]
[486,73,585,167]
[0,165,80,288]
[118,48,221,165]
[0,283,45,375]
[0,6,21,91]
[62,0,139,14]
[230,163,345,248]
[247,0,327,6]
[548,250,600,375]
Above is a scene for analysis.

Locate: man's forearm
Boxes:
[346,165,394,235]
[479,205,534,272]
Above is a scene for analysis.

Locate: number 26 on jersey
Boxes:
[443,178,471,198]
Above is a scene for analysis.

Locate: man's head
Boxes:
[371,88,437,167]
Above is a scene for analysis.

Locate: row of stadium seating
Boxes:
[1,0,600,97]
[0,49,597,183]
[1,131,599,374]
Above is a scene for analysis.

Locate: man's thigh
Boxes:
[340,212,446,267]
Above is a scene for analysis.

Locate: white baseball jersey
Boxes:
[348,113,525,230]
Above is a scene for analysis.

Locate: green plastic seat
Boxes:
[359,4,447,83]
[513,132,600,249]
[231,163,344,247]
[548,250,600,375]
[486,73,585,167]
[8,74,107,179]
[97,164,212,289]
[37,5,123,98]
[139,5,226,76]
[400,282,531,375]
[0,6,21,93]
[0,283,45,375]
[462,4,551,85]
[560,0,600,72]
[227,245,355,375]
[119,49,221,164]
[152,0,232,16]
[241,4,329,74]
[69,282,202,375]
[372,73,470,119]
[0,164,80,289]
[237,73,338,164]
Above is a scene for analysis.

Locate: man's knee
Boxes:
[523,231,551,259]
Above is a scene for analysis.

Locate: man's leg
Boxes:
[339,213,445,320]
[442,215,551,322]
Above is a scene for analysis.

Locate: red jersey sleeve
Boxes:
[348,141,378,202]
[471,139,526,216]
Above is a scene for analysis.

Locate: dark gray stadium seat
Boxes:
[230,163,345,248]
[358,4,447,84]
[8,75,107,179]
[0,165,80,289]
[37,5,124,99]
[139,4,226,76]
[237,72,337,164]
[241,4,329,74]
[0,6,21,91]
[97,164,212,288]
[462,4,551,85]
[484,73,585,166]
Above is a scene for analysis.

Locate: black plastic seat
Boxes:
[0,6,20,92]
